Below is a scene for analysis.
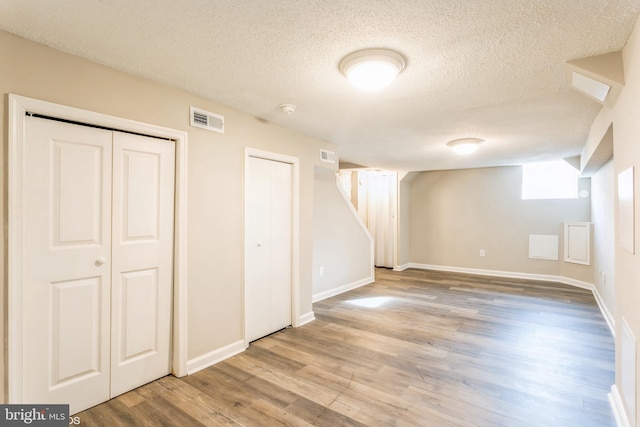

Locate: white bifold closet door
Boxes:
[245,156,293,343]
[22,116,175,414]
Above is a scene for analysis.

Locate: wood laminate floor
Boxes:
[77,268,615,426]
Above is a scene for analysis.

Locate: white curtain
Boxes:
[361,171,397,268]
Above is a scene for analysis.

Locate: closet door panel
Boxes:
[23,116,112,414]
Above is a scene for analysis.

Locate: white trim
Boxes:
[394,172,401,269]
[8,94,189,403]
[298,311,316,326]
[592,285,615,337]
[610,385,632,427]
[620,318,637,426]
[173,118,189,378]
[312,277,374,303]
[553,276,593,290]
[407,263,590,288]
[243,148,301,346]
[406,263,615,336]
[186,341,246,375]
[393,264,411,271]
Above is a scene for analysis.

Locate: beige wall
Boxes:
[0,30,336,401]
[608,14,640,425]
[312,169,373,300]
[397,172,418,267]
[409,166,593,283]
[591,160,615,318]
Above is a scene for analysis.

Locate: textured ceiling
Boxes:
[1,0,639,171]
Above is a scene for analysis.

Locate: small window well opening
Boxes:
[571,72,611,103]
[522,160,579,200]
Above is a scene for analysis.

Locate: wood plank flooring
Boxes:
[76,268,615,426]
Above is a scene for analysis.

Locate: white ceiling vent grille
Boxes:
[320,149,336,164]
[190,106,224,133]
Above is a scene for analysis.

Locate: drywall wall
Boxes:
[397,172,418,268]
[409,166,593,283]
[312,168,373,301]
[0,30,337,401]
[591,160,615,321]
[605,13,640,425]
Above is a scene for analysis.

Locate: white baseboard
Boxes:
[312,276,374,303]
[186,311,317,375]
[610,384,632,427]
[186,340,246,375]
[407,263,615,336]
[408,263,592,287]
[298,311,316,326]
[393,264,410,271]
[593,286,616,337]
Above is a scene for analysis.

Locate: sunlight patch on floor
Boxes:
[345,296,394,308]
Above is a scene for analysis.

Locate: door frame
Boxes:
[243,148,300,347]
[7,94,189,403]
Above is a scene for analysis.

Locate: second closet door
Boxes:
[245,156,293,343]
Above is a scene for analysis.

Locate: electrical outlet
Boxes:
[480,249,486,257]
[319,266,325,277]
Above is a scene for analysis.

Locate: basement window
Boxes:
[522,160,579,200]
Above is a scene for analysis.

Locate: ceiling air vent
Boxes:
[320,149,336,164]
[190,106,224,133]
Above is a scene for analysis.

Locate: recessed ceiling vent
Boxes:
[320,149,336,164]
[190,106,224,133]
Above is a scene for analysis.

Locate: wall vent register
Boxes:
[320,149,336,164]
[190,106,224,133]
[528,234,559,260]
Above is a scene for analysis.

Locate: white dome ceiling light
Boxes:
[447,138,484,155]
[339,48,406,91]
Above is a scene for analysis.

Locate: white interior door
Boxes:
[22,116,174,414]
[110,131,175,397]
[23,117,113,413]
[245,156,293,342]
